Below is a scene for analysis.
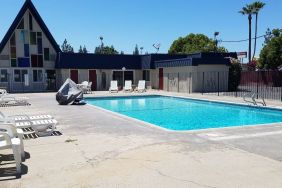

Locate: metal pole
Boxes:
[256,71,259,99]
[218,72,220,96]
[202,72,204,95]
[177,73,179,92]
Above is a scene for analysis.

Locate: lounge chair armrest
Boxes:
[0,132,12,144]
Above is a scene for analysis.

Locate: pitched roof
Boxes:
[0,0,61,53]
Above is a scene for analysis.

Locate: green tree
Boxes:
[250,1,265,60]
[94,45,118,54]
[133,44,139,55]
[82,45,88,53]
[258,29,282,69]
[168,33,227,54]
[78,45,83,53]
[61,39,74,53]
[239,4,255,63]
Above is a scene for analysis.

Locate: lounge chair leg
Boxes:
[12,141,22,174]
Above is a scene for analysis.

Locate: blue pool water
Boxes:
[85,95,282,131]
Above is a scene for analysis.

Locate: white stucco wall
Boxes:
[161,65,229,93]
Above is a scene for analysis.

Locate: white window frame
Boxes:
[14,69,29,83]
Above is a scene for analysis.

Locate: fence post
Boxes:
[217,72,220,96]
[167,74,169,92]
[202,72,204,95]
[256,71,259,99]
[178,73,180,92]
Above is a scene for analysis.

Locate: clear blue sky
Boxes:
[0,0,281,56]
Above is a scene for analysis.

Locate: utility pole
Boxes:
[214,32,219,52]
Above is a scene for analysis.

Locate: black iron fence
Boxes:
[202,71,282,101]
[164,71,282,101]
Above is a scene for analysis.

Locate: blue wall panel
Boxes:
[18,58,30,67]
[24,44,29,57]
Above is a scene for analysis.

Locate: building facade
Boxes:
[0,0,236,93]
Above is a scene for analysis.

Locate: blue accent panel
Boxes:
[18,58,30,67]
[24,44,29,57]
[37,38,42,54]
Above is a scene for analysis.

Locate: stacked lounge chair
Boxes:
[0,89,29,106]
[0,112,57,137]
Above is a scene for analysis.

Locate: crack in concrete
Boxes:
[140,164,217,188]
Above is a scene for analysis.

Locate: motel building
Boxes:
[0,0,237,93]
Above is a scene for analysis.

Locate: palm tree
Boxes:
[239,4,254,63]
[250,1,265,60]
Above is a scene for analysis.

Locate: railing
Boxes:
[163,70,282,102]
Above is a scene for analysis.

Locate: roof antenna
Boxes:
[153,43,161,54]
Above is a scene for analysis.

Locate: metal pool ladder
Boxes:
[243,92,266,106]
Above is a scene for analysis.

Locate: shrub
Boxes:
[228,58,242,91]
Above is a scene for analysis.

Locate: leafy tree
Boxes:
[249,1,265,60]
[78,45,83,53]
[82,45,88,53]
[133,44,139,55]
[61,39,74,53]
[168,33,227,54]
[94,45,118,54]
[239,4,255,63]
[258,29,282,69]
[120,51,125,55]
[228,58,242,91]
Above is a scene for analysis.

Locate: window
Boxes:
[17,19,24,29]
[30,32,37,45]
[37,32,42,54]
[31,55,43,67]
[142,70,150,81]
[24,44,29,57]
[38,55,43,67]
[10,47,16,58]
[14,69,28,82]
[31,55,38,67]
[20,30,29,44]
[10,33,16,46]
[29,13,33,30]
[14,70,21,82]
[0,70,8,82]
[33,70,43,82]
[44,48,50,61]
[11,59,17,67]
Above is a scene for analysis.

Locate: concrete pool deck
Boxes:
[1,91,282,188]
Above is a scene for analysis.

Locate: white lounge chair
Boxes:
[0,123,25,159]
[0,90,29,106]
[0,111,53,122]
[15,119,57,137]
[109,80,118,93]
[136,80,146,92]
[1,116,58,137]
[124,80,132,92]
[87,82,92,93]
[0,130,22,174]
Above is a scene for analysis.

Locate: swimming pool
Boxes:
[85,95,282,131]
